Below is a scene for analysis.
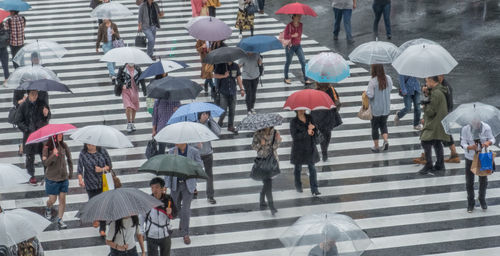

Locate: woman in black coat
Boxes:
[115,63,146,133]
[290,110,321,196]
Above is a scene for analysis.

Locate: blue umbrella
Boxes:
[0,0,31,11]
[167,102,224,124]
[139,60,189,80]
[237,35,283,53]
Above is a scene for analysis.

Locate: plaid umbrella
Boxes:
[237,113,284,131]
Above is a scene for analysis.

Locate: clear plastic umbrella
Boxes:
[398,38,438,52]
[100,47,153,65]
[441,102,500,136]
[0,164,30,187]
[13,39,67,66]
[280,213,372,256]
[154,121,219,144]
[90,2,133,19]
[348,40,400,64]
[6,65,60,88]
[392,44,458,78]
[305,52,350,83]
[0,209,51,247]
[70,125,133,148]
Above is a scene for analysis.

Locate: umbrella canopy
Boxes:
[392,44,458,78]
[305,52,350,83]
[154,121,218,144]
[6,65,60,88]
[76,188,162,223]
[167,102,224,124]
[138,60,189,80]
[283,89,335,111]
[70,125,133,148]
[138,154,208,179]
[147,76,202,100]
[188,16,232,41]
[16,79,72,93]
[25,124,77,145]
[0,209,51,247]
[442,102,500,136]
[203,47,247,65]
[280,213,372,256]
[184,16,211,30]
[0,0,30,11]
[100,47,153,64]
[13,40,67,66]
[275,2,317,17]
[349,40,400,64]
[0,163,31,187]
[236,113,284,131]
[90,2,133,19]
[0,9,10,23]
[237,35,283,53]
[398,38,438,52]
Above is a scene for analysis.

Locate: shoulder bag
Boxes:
[135,32,147,48]
[244,2,258,16]
[250,130,280,181]
[112,37,125,48]
[8,106,16,125]
[278,24,291,47]
[145,138,159,159]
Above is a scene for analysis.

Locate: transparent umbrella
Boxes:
[90,2,133,19]
[306,52,350,83]
[100,47,153,65]
[154,121,219,144]
[0,164,30,187]
[398,38,438,52]
[13,39,67,66]
[392,44,458,78]
[0,209,51,247]
[348,40,400,64]
[70,125,133,148]
[441,102,500,136]
[6,65,60,88]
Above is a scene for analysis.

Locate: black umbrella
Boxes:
[146,76,202,100]
[16,79,72,93]
[203,47,247,64]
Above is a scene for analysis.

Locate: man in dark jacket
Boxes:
[138,0,161,59]
[15,90,51,184]
[439,75,460,163]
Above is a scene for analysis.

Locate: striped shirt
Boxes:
[5,15,25,46]
[77,149,112,191]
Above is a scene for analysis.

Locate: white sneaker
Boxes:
[248,111,252,115]
[126,123,132,133]
[131,123,136,131]
[251,109,257,114]
[414,124,423,131]
[238,34,242,39]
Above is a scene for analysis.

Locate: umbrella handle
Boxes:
[167,201,173,219]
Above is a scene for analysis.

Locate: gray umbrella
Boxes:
[203,47,247,64]
[237,113,284,131]
[76,188,162,223]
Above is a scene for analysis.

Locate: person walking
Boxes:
[0,23,9,82]
[460,119,495,213]
[366,64,392,153]
[394,75,422,130]
[239,52,261,115]
[152,99,180,154]
[283,15,313,85]
[214,61,245,133]
[190,0,203,17]
[195,40,214,95]
[77,143,112,237]
[206,0,221,17]
[96,18,119,85]
[138,0,161,59]
[372,0,391,39]
[106,215,146,256]
[116,63,146,133]
[440,75,460,163]
[251,127,281,215]
[235,0,255,39]
[290,110,321,196]
[42,134,73,229]
[257,0,265,14]
[4,11,26,69]
[332,0,356,43]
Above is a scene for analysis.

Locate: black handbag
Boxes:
[250,131,280,180]
[313,127,324,145]
[8,106,16,125]
[145,138,158,159]
[135,32,147,48]
[244,2,258,15]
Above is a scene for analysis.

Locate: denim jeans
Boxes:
[257,0,265,11]
[0,47,9,79]
[143,26,157,57]
[294,163,319,193]
[284,45,307,81]
[397,91,421,126]
[102,42,116,76]
[333,8,353,40]
[372,3,391,37]
[218,93,236,127]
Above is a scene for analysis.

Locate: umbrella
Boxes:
[70,125,133,148]
[76,188,162,223]
[16,79,72,93]
[167,102,224,124]
[0,0,31,11]
[305,52,350,83]
[138,60,189,80]
[441,102,500,136]
[203,47,247,65]
[283,89,335,111]
[184,16,211,30]
[6,65,60,88]
[138,154,208,179]
[154,121,218,144]
[147,76,202,100]
[25,124,77,145]
[100,47,153,65]
[392,44,458,78]
[237,35,283,53]
[275,2,317,16]
[90,2,133,19]
[0,164,30,187]
[188,16,232,41]
[236,113,284,131]
[13,40,67,66]
[398,38,439,52]
[349,40,400,64]
[0,209,51,247]
[280,213,372,256]
[0,9,10,23]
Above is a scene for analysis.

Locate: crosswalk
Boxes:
[0,0,499,255]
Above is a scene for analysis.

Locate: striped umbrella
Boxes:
[76,188,162,223]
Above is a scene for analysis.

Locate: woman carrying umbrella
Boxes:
[283,15,312,85]
[195,39,214,94]
[235,0,255,39]
[116,63,146,133]
[96,17,120,85]
[105,215,146,256]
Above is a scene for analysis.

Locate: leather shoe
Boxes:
[295,186,303,193]
[479,199,488,210]
[228,126,238,134]
[183,235,191,245]
[418,167,434,175]
[467,203,474,213]
[207,197,217,204]
[312,191,321,197]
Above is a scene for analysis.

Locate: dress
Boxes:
[235,0,255,30]
[122,67,140,111]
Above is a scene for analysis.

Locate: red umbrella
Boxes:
[283,89,335,111]
[0,10,9,23]
[275,3,317,17]
[26,124,77,145]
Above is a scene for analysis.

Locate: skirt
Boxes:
[122,86,140,111]
[235,9,254,30]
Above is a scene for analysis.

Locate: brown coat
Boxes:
[43,142,73,181]
[96,22,120,49]
[196,40,213,79]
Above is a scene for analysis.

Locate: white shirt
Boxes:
[106,217,140,248]
[460,122,495,160]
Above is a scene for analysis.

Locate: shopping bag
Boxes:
[102,171,115,192]
[479,149,494,171]
[357,105,372,120]
[471,152,493,176]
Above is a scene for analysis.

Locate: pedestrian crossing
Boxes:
[0,0,499,255]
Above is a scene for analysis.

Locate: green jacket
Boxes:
[420,83,451,142]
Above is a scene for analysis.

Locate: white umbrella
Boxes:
[398,38,439,52]
[13,39,67,66]
[305,52,350,83]
[6,65,60,88]
[154,121,219,144]
[348,40,400,64]
[184,16,210,30]
[0,164,30,187]
[0,209,51,247]
[442,102,500,136]
[100,47,153,65]
[70,125,133,148]
[392,44,458,78]
[90,2,133,19]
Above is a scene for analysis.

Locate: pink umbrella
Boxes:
[0,10,9,23]
[26,124,77,145]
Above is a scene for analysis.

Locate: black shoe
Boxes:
[204,84,208,93]
[418,167,434,175]
[111,77,116,86]
[295,186,303,193]
[259,202,268,209]
[333,35,338,40]
[479,199,487,210]
[270,207,278,216]
[322,154,328,162]
[228,126,238,134]
[207,197,216,204]
[217,119,224,128]
[193,189,198,199]
[433,165,446,172]
[312,191,321,197]
[387,35,392,40]
[467,204,474,213]
[382,141,389,151]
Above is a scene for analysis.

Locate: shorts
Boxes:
[442,135,455,147]
[45,179,69,195]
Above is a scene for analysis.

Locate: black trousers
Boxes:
[465,159,488,205]
[370,115,388,140]
[319,128,332,158]
[146,236,171,256]
[208,6,216,17]
[9,44,23,68]
[0,47,9,79]
[243,78,258,111]
[87,189,106,232]
[260,178,274,207]
[201,154,214,199]
[421,140,444,170]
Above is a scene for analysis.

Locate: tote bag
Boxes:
[102,171,115,191]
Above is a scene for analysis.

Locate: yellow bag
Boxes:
[102,171,115,192]
[361,91,370,110]
[206,0,221,7]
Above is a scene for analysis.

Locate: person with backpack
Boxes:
[139,178,176,256]
[115,63,146,133]
[394,75,422,130]
[238,52,261,115]
[106,215,146,256]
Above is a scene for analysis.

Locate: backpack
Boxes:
[144,195,177,237]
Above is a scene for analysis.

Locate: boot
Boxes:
[413,153,427,165]
[444,154,460,163]
[259,192,267,209]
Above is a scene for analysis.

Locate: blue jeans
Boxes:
[373,3,391,37]
[257,0,265,11]
[284,45,308,81]
[294,163,319,193]
[143,26,157,57]
[333,8,353,40]
[397,91,421,126]
[0,47,9,79]
[102,42,116,76]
